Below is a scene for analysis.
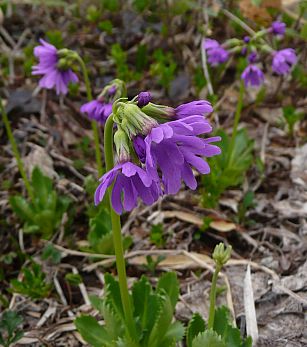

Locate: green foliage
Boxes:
[10,262,52,299]
[142,255,165,275]
[98,20,113,34]
[187,307,252,347]
[292,64,307,88]
[135,44,148,73]
[186,313,206,347]
[202,129,254,208]
[41,244,62,264]
[0,311,23,347]
[132,0,151,12]
[192,330,225,347]
[101,0,120,12]
[150,49,177,92]
[111,44,140,82]
[46,30,64,49]
[84,206,132,255]
[75,272,184,347]
[23,45,35,77]
[193,66,207,94]
[236,191,256,226]
[86,5,101,23]
[65,273,82,286]
[149,223,165,247]
[10,167,71,239]
[282,106,304,136]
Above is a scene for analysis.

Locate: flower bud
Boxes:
[137,91,152,107]
[114,127,130,162]
[57,57,70,70]
[212,243,232,268]
[116,103,158,138]
[141,102,175,120]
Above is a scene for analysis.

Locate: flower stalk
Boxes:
[0,97,34,201]
[229,81,245,164]
[103,115,137,340]
[75,54,103,176]
[208,243,232,329]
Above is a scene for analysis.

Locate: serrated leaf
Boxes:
[162,321,185,342]
[224,325,242,347]
[75,315,112,347]
[213,306,230,337]
[147,294,173,347]
[192,330,226,347]
[132,276,152,329]
[157,272,179,310]
[104,274,125,320]
[186,313,206,347]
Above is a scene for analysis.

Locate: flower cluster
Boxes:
[80,80,125,124]
[32,39,78,95]
[203,20,297,88]
[95,95,220,214]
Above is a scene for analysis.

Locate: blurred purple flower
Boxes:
[94,162,161,214]
[243,36,250,43]
[203,39,229,66]
[175,100,213,119]
[272,49,297,75]
[32,39,78,95]
[80,100,113,124]
[143,116,221,195]
[241,65,264,87]
[248,52,257,64]
[137,92,152,107]
[270,21,286,36]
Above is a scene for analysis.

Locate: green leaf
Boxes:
[192,330,226,347]
[132,276,152,329]
[157,272,179,310]
[0,311,23,337]
[75,315,112,347]
[243,336,253,347]
[186,313,206,347]
[147,294,173,347]
[9,196,35,222]
[213,306,230,337]
[104,274,125,320]
[162,321,185,342]
[224,325,242,347]
[31,167,52,208]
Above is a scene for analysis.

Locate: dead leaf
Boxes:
[210,220,237,232]
[239,0,281,25]
[129,252,213,269]
[163,211,203,226]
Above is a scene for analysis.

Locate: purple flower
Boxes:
[243,36,250,43]
[137,92,152,107]
[80,100,113,124]
[203,39,229,66]
[32,39,78,95]
[175,100,213,119]
[248,52,257,64]
[241,65,264,87]
[270,21,286,36]
[94,162,161,214]
[142,116,221,194]
[272,49,297,75]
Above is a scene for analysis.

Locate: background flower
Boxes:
[272,49,297,75]
[80,99,112,124]
[203,38,229,66]
[241,64,264,87]
[32,39,78,95]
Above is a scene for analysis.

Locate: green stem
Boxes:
[0,97,34,201]
[207,264,222,330]
[228,81,244,164]
[76,55,103,177]
[104,115,137,340]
